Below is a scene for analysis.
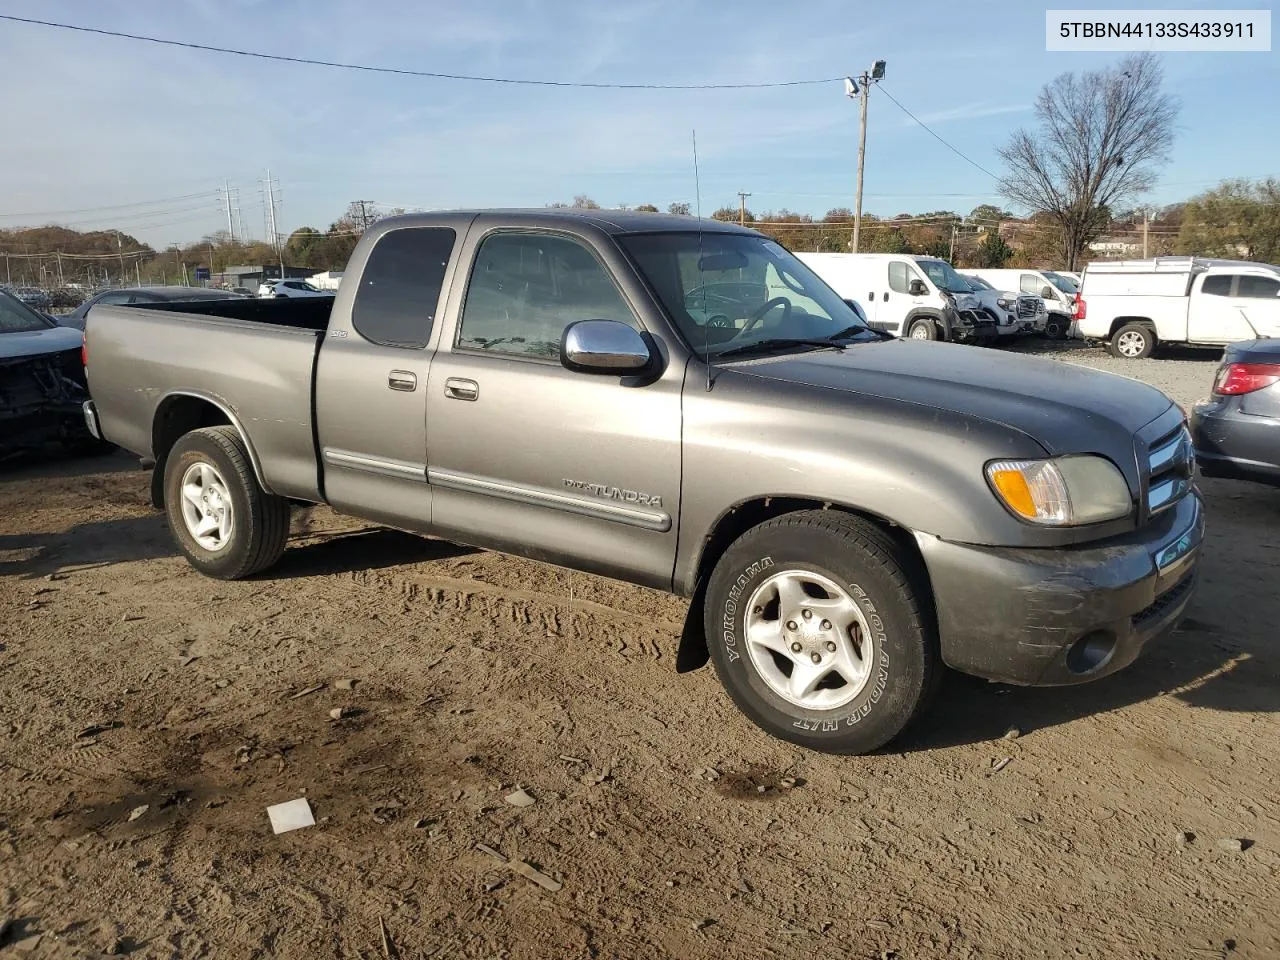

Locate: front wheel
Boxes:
[704,510,939,754]
[907,319,936,341]
[164,426,291,579]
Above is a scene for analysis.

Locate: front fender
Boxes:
[674,370,1051,592]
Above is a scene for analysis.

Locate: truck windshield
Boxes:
[0,290,54,333]
[619,232,871,358]
[917,259,972,295]
[1044,272,1078,294]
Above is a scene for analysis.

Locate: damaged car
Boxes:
[1,288,112,459]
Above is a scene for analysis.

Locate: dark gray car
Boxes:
[60,286,242,331]
[1191,338,1280,486]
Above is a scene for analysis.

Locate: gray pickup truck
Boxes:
[83,210,1204,754]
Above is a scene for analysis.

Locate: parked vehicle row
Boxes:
[81,209,1202,756]
[258,279,335,299]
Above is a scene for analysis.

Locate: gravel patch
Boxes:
[1004,338,1223,410]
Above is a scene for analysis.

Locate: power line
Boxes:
[876,84,1002,181]
[0,14,842,90]
[0,191,217,220]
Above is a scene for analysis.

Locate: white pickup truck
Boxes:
[1076,257,1280,359]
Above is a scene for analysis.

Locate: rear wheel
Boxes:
[907,319,937,341]
[1043,316,1067,340]
[1109,322,1155,359]
[164,426,290,579]
[704,510,939,754]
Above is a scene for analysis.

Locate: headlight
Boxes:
[996,297,1014,310]
[986,456,1132,525]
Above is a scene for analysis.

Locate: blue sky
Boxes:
[0,0,1276,246]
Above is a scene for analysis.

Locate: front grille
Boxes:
[1145,425,1194,517]
[1132,571,1195,629]
[1016,297,1038,319]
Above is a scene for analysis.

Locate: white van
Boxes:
[796,253,996,343]
[1076,257,1280,359]
[969,268,1078,339]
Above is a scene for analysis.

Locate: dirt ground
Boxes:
[2,342,1278,959]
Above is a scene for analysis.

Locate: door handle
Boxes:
[388,370,417,392]
[444,377,479,401]
[883,292,889,302]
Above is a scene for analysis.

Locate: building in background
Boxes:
[308,270,344,290]
[214,264,315,291]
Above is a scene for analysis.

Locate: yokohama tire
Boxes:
[704,510,939,755]
[163,426,291,579]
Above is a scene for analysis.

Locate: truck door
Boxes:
[314,225,461,531]
[424,228,683,589]
[1232,274,1280,338]
[1187,273,1269,343]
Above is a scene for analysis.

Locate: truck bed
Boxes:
[86,298,330,501]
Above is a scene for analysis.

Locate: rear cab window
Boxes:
[351,227,457,348]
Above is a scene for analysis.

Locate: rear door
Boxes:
[424,226,682,589]
[1188,273,1261,343]
[314,225,461,531]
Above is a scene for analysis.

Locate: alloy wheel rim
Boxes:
[179,461,234,552]
[743,569,876,711]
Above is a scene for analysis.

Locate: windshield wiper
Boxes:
[822,324,889,342]
[713,337,848,360]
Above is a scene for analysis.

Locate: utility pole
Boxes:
[116,232,125,283]
[4,254,9,285]
[56,252,64,286]
[737,191,751,227]
[135,259,141,287]
[222,179,236,242]
[263,168,286,278]
[1142,208,1150,259]
[948,217,964,263]
[845,61,886,254]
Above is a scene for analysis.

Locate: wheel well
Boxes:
[1109,317,1155,340]
[674,497,935,672]
[149,396,235,508]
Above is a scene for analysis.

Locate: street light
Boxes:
[845,59,886,253]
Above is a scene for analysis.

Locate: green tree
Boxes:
[973,231,1014,268]
[998,53,1177,270]
[635,204,659,213]
[1176,178,1280,262]
[866,229,911,254]
[667,202,691,216]
[969,203,1014,225]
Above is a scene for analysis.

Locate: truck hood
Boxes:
[728,339,1173,455]
[0,325,83,360]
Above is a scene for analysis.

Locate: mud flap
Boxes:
[676,576,711,673]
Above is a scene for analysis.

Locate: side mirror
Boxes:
[908,279,927,296]
[1041,285,1056,299]
[561,319,651,374]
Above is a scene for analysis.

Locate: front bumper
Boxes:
[915,492,1203,685]
[1191,399,1280,487]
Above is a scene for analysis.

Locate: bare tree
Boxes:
[998,53,1177,270]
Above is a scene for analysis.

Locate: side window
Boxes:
[1237,275,1280,299]
[888,261,910,294]
[1201,275,1234,296]
[99,291,133,305]
[1019,274,1043,295]
[351,227,456,348]
[458,232,637,359]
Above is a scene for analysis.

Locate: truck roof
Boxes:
[1084,256,1278,275]
[369,209,757,237]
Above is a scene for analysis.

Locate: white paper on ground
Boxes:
[267,797,315,834]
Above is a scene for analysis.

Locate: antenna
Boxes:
[693,130,712,392]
